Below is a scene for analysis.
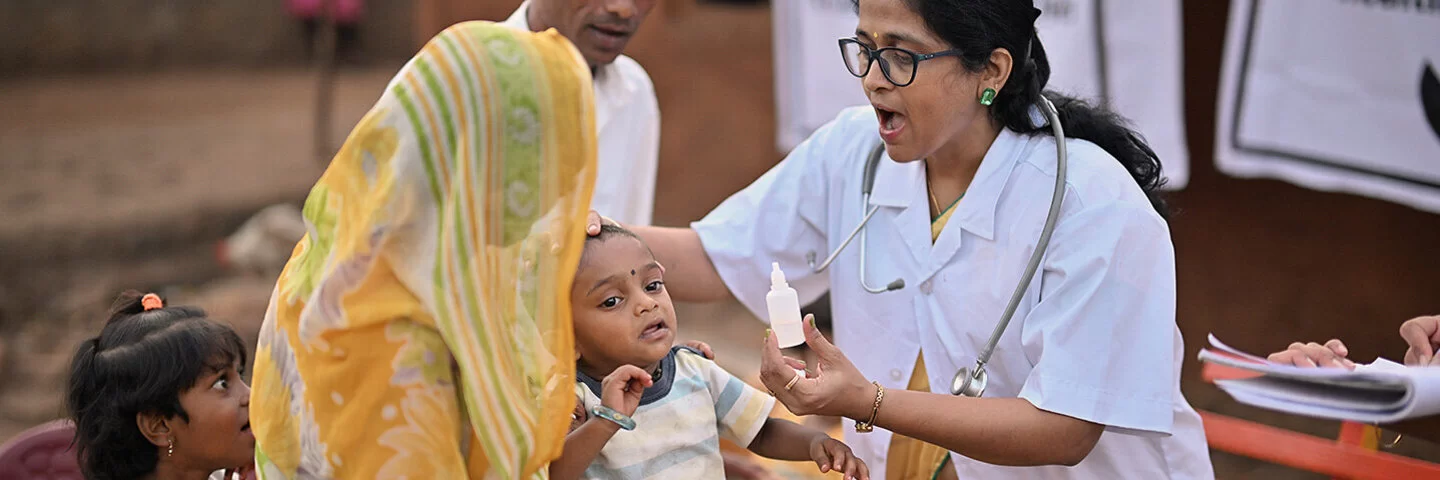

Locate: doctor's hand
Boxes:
[1401,315,1440,366]
[585,210,621,237]
[760,314,876,420]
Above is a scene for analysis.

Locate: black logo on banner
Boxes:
[1232,0,1440,190]
[1340,0,1440,16]
[1422,61,1440,144]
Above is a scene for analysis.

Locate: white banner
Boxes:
[772,0,1189,188]
[1216,0,1440,213]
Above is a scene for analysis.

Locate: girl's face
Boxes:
[169,360,253,471]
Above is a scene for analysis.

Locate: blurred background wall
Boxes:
[0,0,416,73]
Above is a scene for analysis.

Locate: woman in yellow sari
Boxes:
[248,21,596,479]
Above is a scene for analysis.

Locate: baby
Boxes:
[550,224,870,480]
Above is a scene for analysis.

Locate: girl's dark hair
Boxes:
[65,290,247,480]
[858,0,1169,217]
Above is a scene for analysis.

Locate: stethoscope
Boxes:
[806,95,1068,398]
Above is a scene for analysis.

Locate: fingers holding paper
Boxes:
[1267,340,1355,369]
[1400,315,1440,366]
[1266,316,1440,369]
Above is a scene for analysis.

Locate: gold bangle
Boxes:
[855,382,884,433]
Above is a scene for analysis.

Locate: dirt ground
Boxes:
[0,65,383,439]
[2,2,1439,479]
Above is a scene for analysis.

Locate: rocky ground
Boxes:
[0,66,393,440]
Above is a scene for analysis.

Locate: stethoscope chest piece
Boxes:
[950,364,988,397]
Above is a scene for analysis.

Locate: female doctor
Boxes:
[587,0,1213,478]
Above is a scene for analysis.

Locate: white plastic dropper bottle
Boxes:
[766,263,805,348]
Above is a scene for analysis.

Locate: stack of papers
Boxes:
[1198,334,1440,423]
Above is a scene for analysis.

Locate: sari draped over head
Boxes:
[249,21,596,479]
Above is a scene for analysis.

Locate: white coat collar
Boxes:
[951,128,1027,241]
[867,128,1026,242]
[867,143,921,208]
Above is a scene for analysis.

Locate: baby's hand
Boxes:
[569,395,588,433]
[809,436,870,480]
[600,365,653,417]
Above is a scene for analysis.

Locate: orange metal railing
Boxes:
[1200,363,1440,479]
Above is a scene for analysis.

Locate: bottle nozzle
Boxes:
[770,262,788,289]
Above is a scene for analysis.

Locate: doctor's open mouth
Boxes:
[873,104,907,142]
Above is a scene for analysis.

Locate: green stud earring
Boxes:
[979,88,997,106]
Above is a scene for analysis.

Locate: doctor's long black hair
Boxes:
[855,0,1169,218]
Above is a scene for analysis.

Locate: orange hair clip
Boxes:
[141,293,164,311]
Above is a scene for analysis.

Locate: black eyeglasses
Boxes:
[838,38,963,87]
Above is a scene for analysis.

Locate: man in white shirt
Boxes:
[502,0,661,227]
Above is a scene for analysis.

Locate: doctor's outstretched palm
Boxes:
[761,314,876,420]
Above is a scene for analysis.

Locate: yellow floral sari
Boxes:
[249,21,596,479]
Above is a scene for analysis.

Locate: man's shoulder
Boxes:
[603,55,657,94]
[499,3,529,30]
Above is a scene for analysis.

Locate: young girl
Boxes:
[552,225,870,480]
[66,291,255,480]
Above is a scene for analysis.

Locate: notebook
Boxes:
[1198,334,1440,423]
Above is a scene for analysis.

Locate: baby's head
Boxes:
[571,225,677,376]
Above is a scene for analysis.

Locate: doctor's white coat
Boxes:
[692,107,1214,479]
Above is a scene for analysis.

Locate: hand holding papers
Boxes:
[1199,334,1440,423]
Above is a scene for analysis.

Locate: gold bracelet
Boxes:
[855,382,884,433]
